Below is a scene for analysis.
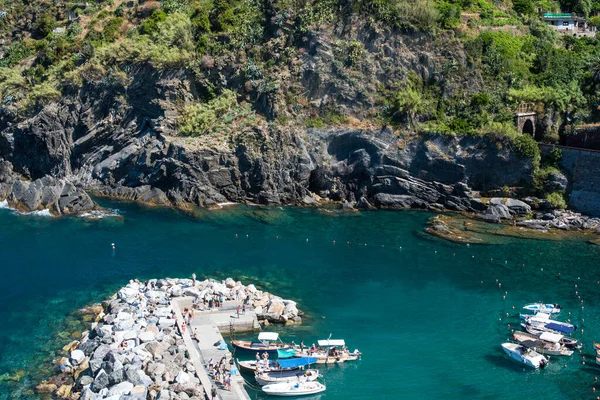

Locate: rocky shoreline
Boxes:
[428,204,600,244]
[36,277,301,400]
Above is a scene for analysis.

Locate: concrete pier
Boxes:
[172,297,257,400]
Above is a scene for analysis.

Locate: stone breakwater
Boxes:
[36,277,301,400]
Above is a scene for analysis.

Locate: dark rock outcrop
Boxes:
[0,66,535,214]
[0,159,95,215]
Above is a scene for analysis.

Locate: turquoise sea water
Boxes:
[1,200,600,399]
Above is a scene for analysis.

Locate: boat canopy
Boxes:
[277,348,297,359]
[258,332,279,341]
[520,340,539,349]
[546,322,575,334]
[539,332,563,343]
[277,357,318,368]
[318,339,345,347]
[534,313,550,320]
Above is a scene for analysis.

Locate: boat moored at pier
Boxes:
[232,332,294,355]
[294,339,361,364]
[255,357,319,386]
[262,381,326,396]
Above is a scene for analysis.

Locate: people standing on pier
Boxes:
[237,305,241,318]
[300,340,305,352]
[224,373,231,391]
[211,386,217,400]
[181,322,186,333]
[242,303,246,314]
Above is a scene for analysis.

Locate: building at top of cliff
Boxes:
[542,13,596,37]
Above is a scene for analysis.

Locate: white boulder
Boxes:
[246,284,257,293]
[108,381,134,397]
[175,371,191,384]
[153,307,172,318]
[158,318,176,328]
[116,311,133,321]
[70,349,85,365]
[267,299,285,315]
[139,331,156,343]
[225,278,236,288]
[123,330,138,341]
[170,285,182,297]
[118,287,138,300]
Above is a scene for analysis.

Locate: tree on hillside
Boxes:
[34,14,56,38]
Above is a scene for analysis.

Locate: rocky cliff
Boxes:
[0,26,533,215]
[0,68,534,214]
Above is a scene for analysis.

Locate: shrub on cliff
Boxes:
[0,68,27,100]
[178,90,242,136]
[140,10,167,36]
[546,191,567,209]
[511,134,540,167]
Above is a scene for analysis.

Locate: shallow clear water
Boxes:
[1,200,600,399]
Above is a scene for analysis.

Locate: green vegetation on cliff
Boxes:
[1,0,600,141]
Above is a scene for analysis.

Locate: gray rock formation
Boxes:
[0,159,95,215]
[0,62,535,215]
[480,203,511,223]
[505,198,532,215]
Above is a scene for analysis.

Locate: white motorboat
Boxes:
[513,331,573,356]
[501,343,548,369]
[523,303,562,314]
[255,369,320,386]
[262,381,326,396]
[255,357,319,385]
[519,312,550,321]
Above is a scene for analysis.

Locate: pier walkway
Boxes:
[172,297,258,400]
